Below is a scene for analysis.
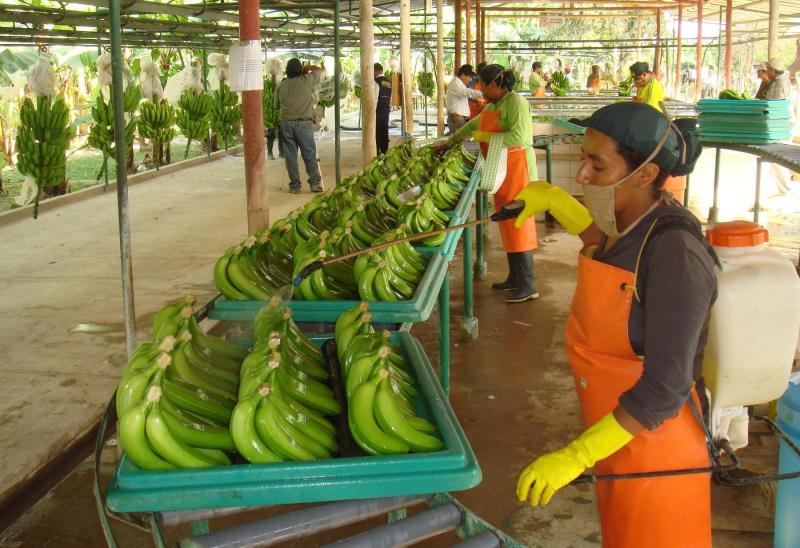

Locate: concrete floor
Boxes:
[0,125,791,546]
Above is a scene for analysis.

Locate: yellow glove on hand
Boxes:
[514,181,594,235]
[472,130,492,143]
[516,413,634,507]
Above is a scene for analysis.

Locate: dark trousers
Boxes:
[376,106,390,154]
[266,127,283,157]
[280,120,321,191]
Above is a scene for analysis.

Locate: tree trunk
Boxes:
[360,0,377,164]
[400,0,414,137]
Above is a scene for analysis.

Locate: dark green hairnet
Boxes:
[584,102,701,177]
[629,62,650,76]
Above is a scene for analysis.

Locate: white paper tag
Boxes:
[228,41,263,92]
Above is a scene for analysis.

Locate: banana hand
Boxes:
[516,413,634,507]
[513,181,554,228]
[471,130,492,143]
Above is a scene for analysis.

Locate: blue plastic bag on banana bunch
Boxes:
[164,61,204,106]
[207,53,229,91]
[139,56,163,102]
[26,56,57,98]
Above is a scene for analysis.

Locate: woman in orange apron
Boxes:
[514,102,716,547]
[437,64,539,303]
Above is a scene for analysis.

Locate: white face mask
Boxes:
[582,181,623,238]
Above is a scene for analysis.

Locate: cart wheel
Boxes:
[460,317,479,342]
[474,261,488,281]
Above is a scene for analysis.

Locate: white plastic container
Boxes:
[702,221,800,440]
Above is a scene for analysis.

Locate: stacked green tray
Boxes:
[208,247,448,323]
[105,331,482,512]
[698,99,791,143]
[553,117,587,134]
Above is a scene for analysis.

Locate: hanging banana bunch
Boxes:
[176,90,212,159]
[88,85,140,180]
[210,81,240,150]
[262,76,280,132]
[139,99,176,168]
[15,95,74,218]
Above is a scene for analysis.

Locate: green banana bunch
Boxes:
[88,91,138,180]
[211,82,241,150]
[397,192,450,247]
[718,89,753,100]
[550,71,570,96]
[15,95,74,218]
[618,76,634,97]
[139,99,176,168]
[119,385,232,470]
[334,304,442,455]
[263,76,281,130]
[416,72,435,99]
[176,90,213,158]
[352,228,427,302]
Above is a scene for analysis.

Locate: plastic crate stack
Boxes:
[697,99,792,144]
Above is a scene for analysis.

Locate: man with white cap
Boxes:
[766,58,791,100]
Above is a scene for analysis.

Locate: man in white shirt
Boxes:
[766,58,791,100]
[446,64,483,134]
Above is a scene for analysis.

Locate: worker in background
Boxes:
[374,62,392,154]
[437,64,539,303]
[630,61,665,112]
[587,64,601,96]
[513,101,715,547]
[528,62,547,97]
[766,58,791,100]
[755,63,770,99]
[564,66,575,84]
[445,64,484,134]
[468,62,488,119]
[275,58,324,193]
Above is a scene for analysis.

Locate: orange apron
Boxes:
[564,252,711,548]
[534,86,546,98]
[478,110,537,252]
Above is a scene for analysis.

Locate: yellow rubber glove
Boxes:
[516,412,634,507]
[472,130,492,143]
[514,181,594,235]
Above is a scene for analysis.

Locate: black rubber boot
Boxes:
[491,252,519,290]
[505,251,539,303]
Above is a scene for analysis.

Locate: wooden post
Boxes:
[695,0,702,101]
[436,0,445,137]
[360,0,376,163]
[676,3,682,97]
[400,0,413,136]
[239,0,268,234]
[768,0,779,60]
[481,9,487,63]
[725,0,733,88]
[455,0,462,70]
[475,2,481,63]
[654,9,661,76]
[466,0,472,66]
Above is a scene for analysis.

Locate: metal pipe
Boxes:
[109,0,137,358]
[322,503,462,548]
[654,9,661,75]
[240,0,269,235]
[466,0,472,66]
[676,4,683,98]
[438,274,451,395]
[452,531,502,548]
[160,505,271,528]
[202,48,212,162]
[768,0,780,59]
[725,0,733,89]
[179,496,433,547]
[436,0,445,137]
[716,7,723,94]
[334,0,341,185]
[695,0,703,101]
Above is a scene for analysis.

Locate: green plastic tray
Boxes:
[208,248,448,323]
[553,117,587,134]
[697,98,790,114]
[105,332,482,512]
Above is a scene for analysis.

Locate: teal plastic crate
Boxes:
[208,248,448,323]
[105,331,481,512]
[553,117,587,134]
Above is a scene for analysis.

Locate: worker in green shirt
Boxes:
[436,64,539,303]
[528,62,547,97]
[630,62,665,112]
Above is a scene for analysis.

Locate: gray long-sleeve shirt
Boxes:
[592,200,717,430]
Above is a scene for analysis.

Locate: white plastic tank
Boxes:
[702,221,800,440]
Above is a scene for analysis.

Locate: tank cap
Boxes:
[706,220,769,247]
